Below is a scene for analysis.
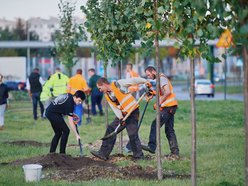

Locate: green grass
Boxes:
[0,99,244,186]
[215,85,243,94]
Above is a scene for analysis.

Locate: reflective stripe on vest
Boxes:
[160,73,178,107]
[105,82,138,114]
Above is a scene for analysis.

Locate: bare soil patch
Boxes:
[4,140,190,181]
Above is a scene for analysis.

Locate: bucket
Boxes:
[22,164,43,182]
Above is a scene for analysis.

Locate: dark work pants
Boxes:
[91,92,103,115]
[46,113,70,154]
[31,92,44,120]
[99,108,144,158]
[148,106,179,155]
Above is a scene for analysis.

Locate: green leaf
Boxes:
[158,6,165,14]
[197,29,204,37]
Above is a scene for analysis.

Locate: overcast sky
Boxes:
[0,0,87,20]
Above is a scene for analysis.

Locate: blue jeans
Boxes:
[31,92,44,120]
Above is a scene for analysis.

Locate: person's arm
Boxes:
[68,116,80,141]
[117,77,148,88]
[39,76,45,86]
[26,78,32,98]
[159,77,171,105]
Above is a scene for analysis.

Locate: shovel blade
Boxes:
[86,117,92,124]
[78,139,83,157]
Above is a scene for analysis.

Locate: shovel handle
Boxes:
[121,92,146,122]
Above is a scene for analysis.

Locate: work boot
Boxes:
[90,150,108,161]
[141,145,155,154]
[99,111,104,116]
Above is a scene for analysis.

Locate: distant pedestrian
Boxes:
[26,68,45,120]
[126,63,140,99]
[45,90,86,154]
[67,69,89,126]
[88,68,104,116]
[40,67,69,110]
[0,74,8,130]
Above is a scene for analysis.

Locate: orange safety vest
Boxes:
[128,70,139,93]
[105,82,138,114]
[67,74,88,95]
[160,73,178,107]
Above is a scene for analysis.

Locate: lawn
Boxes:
[0,97,244,186]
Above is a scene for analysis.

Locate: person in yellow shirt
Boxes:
[67,69,89,126]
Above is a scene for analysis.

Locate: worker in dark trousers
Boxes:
[26,68,45,120]
[45,90,85,154]
[91,77,151,160]
[142,66,179,159]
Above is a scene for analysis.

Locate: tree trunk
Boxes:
[190,57,196,186]
[243,46,248,185]
[118,62,123,154]
[154,0,163,180]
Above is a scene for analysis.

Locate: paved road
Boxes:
[174,85,243,101]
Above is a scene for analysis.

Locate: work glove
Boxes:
[145,81,152,88]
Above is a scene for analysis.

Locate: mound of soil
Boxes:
[4,140,190,181]
[9,153,189,181]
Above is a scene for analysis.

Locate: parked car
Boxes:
[194,79,214,97]
[5,81,26,91]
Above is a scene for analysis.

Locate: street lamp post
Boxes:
[26,21,30,78]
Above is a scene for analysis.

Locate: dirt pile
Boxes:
[5,140,190,181]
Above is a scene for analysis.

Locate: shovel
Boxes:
[101,92,146,140]
[86,95,92,124]
[78,139,83,157]
[76,126,83,157]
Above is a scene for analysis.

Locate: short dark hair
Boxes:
[74,90,86,101]
[88,68,95,73]
[97,77,110,86]
[145,66,156,73]
[76,69,82,74]
[33,68,39,72]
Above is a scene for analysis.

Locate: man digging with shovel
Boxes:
[90,77,152,161]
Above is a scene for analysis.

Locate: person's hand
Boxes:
[76,133,81,141]
[145,81,152,88]
[153,103,162,110]
[146,94,153,101]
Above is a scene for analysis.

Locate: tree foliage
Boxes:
[0,19,39,57]
[81,0,141,67]
[55,0,84,75]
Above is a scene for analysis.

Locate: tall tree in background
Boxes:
[135,0,227,182]
[82,0,141,152]
[55,0,84,76]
